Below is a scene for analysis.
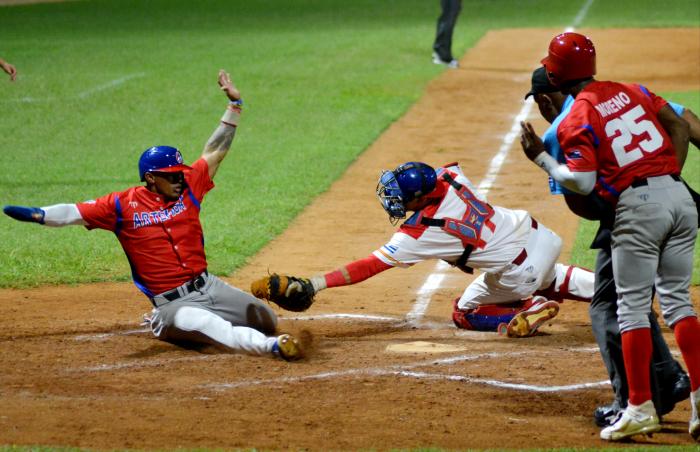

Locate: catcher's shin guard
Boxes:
[535,264,593,302]
[452,298,523,332]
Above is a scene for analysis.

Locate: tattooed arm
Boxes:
[202,70,242,179]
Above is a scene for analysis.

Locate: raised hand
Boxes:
[218,69,241,102]
[520,121,546,161]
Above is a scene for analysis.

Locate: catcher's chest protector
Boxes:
[418,172,496,250]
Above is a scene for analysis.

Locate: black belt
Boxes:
[159,271,209,302]
[630,174,681,188]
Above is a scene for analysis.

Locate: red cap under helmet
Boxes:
[541,32,596,87]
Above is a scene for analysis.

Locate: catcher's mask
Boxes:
[376,162,437,225]
[138,145,192,182]
[541,32,596,88]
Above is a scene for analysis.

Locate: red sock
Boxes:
[622,328,653,406]
[673,316,700,392]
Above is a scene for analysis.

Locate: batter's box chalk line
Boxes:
[286,312,453,330]
[202,347,608,393]
[73,327,150,341]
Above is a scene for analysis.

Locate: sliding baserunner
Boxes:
[4,70,303,361]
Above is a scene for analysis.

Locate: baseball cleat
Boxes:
[432,52,459,68]
[690,388,700,441]
[501,297,559,338]
[600,400,660,441]
[272,334,303,361]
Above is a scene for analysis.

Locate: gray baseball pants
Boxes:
[149,272,278,355]
[590,243,686,414]
[613,175,698,331]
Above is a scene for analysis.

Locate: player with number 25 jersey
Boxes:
[522,32,699,442]
[558,82,679,203]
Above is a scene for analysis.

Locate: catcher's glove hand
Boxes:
[250,274,316,312]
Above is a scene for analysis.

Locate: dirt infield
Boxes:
[1,28,699,450]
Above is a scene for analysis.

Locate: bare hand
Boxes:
[218,69,240,101]
[519,121,547,161]
[0,60,17,82]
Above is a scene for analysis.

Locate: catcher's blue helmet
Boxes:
[376,162,437,224]
[138,146,191,181]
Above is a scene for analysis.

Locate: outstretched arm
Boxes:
[4,203,86,227]
[250,254,393,312]
[309,255,393,292]
[202,69,243,179]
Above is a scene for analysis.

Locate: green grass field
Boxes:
[1,0,697,288]
[1,2,699,451]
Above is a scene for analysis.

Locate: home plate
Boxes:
[385,341,467,354]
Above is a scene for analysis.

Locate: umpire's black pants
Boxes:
[433,0,462,61]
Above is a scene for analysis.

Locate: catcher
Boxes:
[251,161,594,337]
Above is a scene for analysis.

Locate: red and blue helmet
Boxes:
[376,162,437,224]
[138,146,191,181]
[541,32,596,87]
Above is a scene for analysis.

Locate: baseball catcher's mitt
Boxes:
[250,274,316,312]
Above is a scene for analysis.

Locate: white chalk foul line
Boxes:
[476,101,535,196]
[406,260,451,326]
[76,72,146,99]
[570,0,595,30]
[407,0,596,324]
[3,72,147,103]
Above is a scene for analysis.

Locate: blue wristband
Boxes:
[229,99,243,107]
[3,205,45,224]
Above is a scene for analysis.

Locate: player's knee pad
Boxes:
[452,298,522,332]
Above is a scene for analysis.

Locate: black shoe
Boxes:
[658,371,691,416]
[672,372,691,402]
[594,401,624,427]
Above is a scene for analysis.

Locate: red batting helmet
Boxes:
[541,32,596,87]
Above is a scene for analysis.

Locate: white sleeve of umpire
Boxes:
[40,203,87,227]
[534,153,596,195]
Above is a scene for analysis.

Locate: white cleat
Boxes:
[600,400,661,441]
[690,388,700,441]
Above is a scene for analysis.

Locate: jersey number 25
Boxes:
[605,104,664,167]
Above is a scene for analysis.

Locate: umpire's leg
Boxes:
[589,246,628,407]
[433,0,462,61]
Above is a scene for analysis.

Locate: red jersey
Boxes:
[557,81,680,203]
[77,158,214,296]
